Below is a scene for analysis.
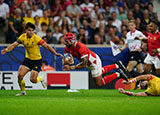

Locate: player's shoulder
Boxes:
[76,41,86,48]
[19,33,26,39]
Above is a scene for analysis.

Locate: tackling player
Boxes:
[62,33,129,87]
[1,23,63,96]
[119,74,160,96]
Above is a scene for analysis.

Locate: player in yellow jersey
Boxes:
[118,74,160,96]
[1,23,63,96]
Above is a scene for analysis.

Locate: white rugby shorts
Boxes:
[144,54,160,69]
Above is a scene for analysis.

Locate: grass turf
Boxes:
[0,89,160,115]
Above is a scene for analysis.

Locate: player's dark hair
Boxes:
[25,22,35,30]
[151,19,160,26]
[41,22,47,27]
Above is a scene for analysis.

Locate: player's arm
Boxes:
[120,43,128,51]
[41,41,63,57]
[122,74,151,85]
[71,56,88,70]
[118,88,148,96]
[1,41,19,55]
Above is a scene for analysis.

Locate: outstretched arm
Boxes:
[118,88,148,96]
[1,41,19,55]
[41,42,63,57]
[123,74,151,85]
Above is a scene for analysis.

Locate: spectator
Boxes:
[25,0,33,10]
[94,34,102,45]
[0,0,9,32]
[52,25,63,42]
[38,0,50,11]
[9,0,18,16]
[23,9,35,25]
[90,3,99,20]
[105,0,112,7]
[133,3,143,20]
[53,11,72,32]
[79,7,91,25]
[31,2,43,18]
[98,28,105,44]
[77,27,88,44]
[48,17,54,32]
[81,19,92,43]
[59,35,65,44]
[135,17,143,31]
[124,0,139,11]
[111,11,122,32]
[105,17,115,32]
[96,13,106,28]
[117,6,127,21]
[147,3,157,20]
[127,10,134,21]
[51,0,63,17]
[39,9,49,25]
[117,0,124,7]
[104,6,111,20]
[19,2,26,18]
[140,0,150,10]
[110,0,119,14]
[45,29,58,44]
[141,10,151,32]
[98,0,105,13]
[80,0,94,15]
[7,8,24,43]
[34,15,41,34]
[37,22,48,38]
[66,0,81,21]
[105,26,120,44]
[41,60,55,71]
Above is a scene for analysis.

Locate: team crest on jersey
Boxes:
[154,37,156,40]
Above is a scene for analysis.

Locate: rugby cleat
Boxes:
[116,60,132,78]
[117,69,129,82]
[15,91,27,96]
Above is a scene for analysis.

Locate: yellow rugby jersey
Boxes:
[145,75,160,96]
[17,33,44,60]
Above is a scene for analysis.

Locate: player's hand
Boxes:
[56,53,64,58]
[1,48,7,55]
[118,88,125,93]
[122,80,130,85]
[151,49,158,55]
[62,65,71,71]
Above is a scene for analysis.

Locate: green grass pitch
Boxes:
[0,89,160,115]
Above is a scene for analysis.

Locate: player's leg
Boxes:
[136,63,144,74]
[126,60,137,72]
[30,59,46,88]
[144,63,152,74]
[102,64,118,75]
[16,65,29,96]
[152,56,160,76]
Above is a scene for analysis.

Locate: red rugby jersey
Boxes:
[64,41,97,66]
[147,31,160,57]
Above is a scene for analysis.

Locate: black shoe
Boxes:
[134,81,141,90]
[116,60,132,78]
[117,69,129,82]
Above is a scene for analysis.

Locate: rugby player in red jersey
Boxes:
[63,33,128,86]
[135,19,160,76]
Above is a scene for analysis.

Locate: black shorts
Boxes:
[129,51,143,64]
[22,58,42,72]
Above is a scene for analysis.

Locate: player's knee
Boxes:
[30,78,37,83]
[18,74,24,81]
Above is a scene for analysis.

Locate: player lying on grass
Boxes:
[62,33,129,87]
[1,23,63,96]
[119,74,160,96]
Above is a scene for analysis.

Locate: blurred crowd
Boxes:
[0,0,158,44]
